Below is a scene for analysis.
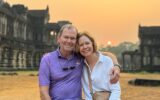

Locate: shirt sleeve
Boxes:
[109,81,121,100]
[38,55,50,86]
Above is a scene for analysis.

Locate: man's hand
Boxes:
[110,66,120,84]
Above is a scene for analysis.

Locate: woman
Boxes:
[77,32,121,100]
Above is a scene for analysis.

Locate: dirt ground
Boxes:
[0,72,160,100]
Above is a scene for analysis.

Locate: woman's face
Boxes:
[78,35,94,57]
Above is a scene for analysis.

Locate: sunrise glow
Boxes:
[107,41,112,46]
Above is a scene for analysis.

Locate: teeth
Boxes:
[83,50,89,53]
[65,45,72,47]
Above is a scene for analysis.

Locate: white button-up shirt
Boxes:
[82,52,121,100]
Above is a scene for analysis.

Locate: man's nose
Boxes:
[66,38,72,42]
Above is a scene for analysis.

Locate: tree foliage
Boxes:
[99,41,139,59]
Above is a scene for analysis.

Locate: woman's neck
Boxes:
[85,52,99,70]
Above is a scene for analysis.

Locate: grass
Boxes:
[0,72,160,100]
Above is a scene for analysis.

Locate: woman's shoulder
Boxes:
[99,52,113,62]
[98,52,114,69]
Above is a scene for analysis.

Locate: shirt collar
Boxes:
[84,52,104,66]
[56,48,74,60]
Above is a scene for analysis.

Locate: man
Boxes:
[39,24,120,100]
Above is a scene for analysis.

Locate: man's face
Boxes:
[57,28,77,53]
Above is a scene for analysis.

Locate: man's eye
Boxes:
[71,37,76,40]
[64,36,69,39]
[85,42,89,45]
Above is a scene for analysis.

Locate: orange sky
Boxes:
[5,0,160,46]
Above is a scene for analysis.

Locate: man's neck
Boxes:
[60,49,73,58]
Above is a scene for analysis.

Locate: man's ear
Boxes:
[57,36,60,44]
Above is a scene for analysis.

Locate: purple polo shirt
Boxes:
[39,49,83,100]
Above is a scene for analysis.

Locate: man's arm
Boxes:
[101,52,120,84]
[40,86,51,100]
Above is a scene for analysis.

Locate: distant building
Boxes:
[0,2,71,70]
[122,25,160,71]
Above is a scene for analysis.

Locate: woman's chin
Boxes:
[81,53,91,58]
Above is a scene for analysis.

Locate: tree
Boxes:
[99,41,139,61]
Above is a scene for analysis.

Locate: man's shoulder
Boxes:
[42,51,57,59]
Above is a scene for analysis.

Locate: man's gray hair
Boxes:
[58,24,78,36]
